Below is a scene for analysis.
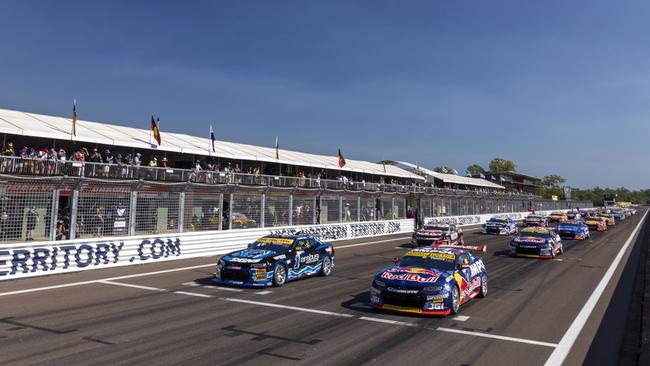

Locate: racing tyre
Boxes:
[272,263,287,287]
[320,256,333,277]
[558,245,564,255]
[478,275,488,298]
[450,285,461,315]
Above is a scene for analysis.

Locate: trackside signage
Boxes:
[0,219,414,280]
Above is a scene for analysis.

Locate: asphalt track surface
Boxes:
[0,210,647,366]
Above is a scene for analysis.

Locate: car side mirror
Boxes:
[392,257,400,265]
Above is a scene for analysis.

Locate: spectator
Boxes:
[161,157,169,168]
[148,157,158,167]
[0,209,8,240]
[133,153,141,167]
[89,148,103,163]
[3,142,14,156]
[26,206,39,241]
[55,219,68,240]
[92,208,104,237]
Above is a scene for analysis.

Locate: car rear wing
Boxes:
[432,243,488,253]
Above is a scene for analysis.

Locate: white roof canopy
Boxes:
[393,161,505,189]
[0,107,423,180]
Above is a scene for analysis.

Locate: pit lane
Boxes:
[0,211,646,366]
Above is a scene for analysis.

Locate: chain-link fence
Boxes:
[0,175,593,244]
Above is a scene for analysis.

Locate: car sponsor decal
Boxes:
[405,251,456,261]
[256,238,294,245]
[380,268,441,283]
[468,260,485,277]
[299,253,320,265]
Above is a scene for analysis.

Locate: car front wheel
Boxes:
[478,275,488,298]
[272,263,287,287]
[450,285,461,315]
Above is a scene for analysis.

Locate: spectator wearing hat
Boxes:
[161,157,169,168]
[1,142,14,173]
[133,153,141,167]
[148,157,158,167]
[102,149,113,177]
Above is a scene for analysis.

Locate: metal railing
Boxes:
[0,155,546,198]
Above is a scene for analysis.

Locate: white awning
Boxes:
[393,161,505,189]
[0,107,423,180]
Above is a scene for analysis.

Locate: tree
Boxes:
[466,164,486,176]
[542,174,566,188]
[433,166,454,174]
[488,158,516,172]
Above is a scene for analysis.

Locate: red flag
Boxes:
[151,115,161,145]
[71,99,77,137]
[338,149,346,168]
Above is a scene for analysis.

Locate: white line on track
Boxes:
[436,327,558,348]
[544,210,649,365]
[220,297,356,318]
[99,280,167,292]
[92,277,560,348]
[174,291,214,298]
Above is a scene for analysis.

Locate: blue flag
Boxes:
[210,125,216,152]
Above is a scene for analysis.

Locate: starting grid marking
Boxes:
[97,280,558,349]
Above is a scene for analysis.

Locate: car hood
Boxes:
[375,265,449,286]
[223,248,286,263]
[557,225,580,232]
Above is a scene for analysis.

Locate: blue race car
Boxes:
[556,220,590,240]
[509,227,563,259]
[482,217,518,235]
[369,245,487,316]
[214,235,334,287]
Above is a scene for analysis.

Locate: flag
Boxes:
[151,115,161,145]
[479,173,486,179]
[338,149,346,168]
[71,99,77,137]
[275,136,279,159]
[491,175,497,180]
[452,169,459,175]
[441,167,448,174]
[209,125,216,152]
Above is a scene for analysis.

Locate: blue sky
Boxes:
[0,0,648,189]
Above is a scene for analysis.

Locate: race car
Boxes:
[481,217,518,235]
[509,227,563,259]
[524,213,548,227]
[566,211,583,221]
[214,234,334,287]
[369,245,487,316]
[597,213,616,226]
[610,210,627,221]
[584,216,608,232]
[556,220,590,240]
[548,211,568,223]
[412,223,464,246]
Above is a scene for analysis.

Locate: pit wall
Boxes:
[423,209,592,227]
[0,219,414,281]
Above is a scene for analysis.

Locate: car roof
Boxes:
[520,227,553,234]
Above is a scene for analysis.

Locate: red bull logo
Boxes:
[380,268,441,283]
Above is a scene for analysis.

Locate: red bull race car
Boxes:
[411,223,464,246]
[524,214,548,227]
[369,244,487,316]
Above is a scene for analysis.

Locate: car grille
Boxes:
[221,268,251,282]
[382,291,425,308]
[559,231,575,238]
[485,227,503,233]
[516,247,540,255]
[416,238,437,245]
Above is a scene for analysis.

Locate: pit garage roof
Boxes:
[0,107,423,180]
[393,161,505,189]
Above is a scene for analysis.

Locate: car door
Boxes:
[292,238,319,276]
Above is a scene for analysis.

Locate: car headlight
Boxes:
[251,262,267,268]
[373,279,386,288]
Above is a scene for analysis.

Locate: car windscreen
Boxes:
[518,231,552,238]
[400,256,455,272]
[250,238,294,252]
[559,222,580,227]
[423,226,448,231]
[488,218,506,223]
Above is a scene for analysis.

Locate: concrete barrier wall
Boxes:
[0,219,414,281]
